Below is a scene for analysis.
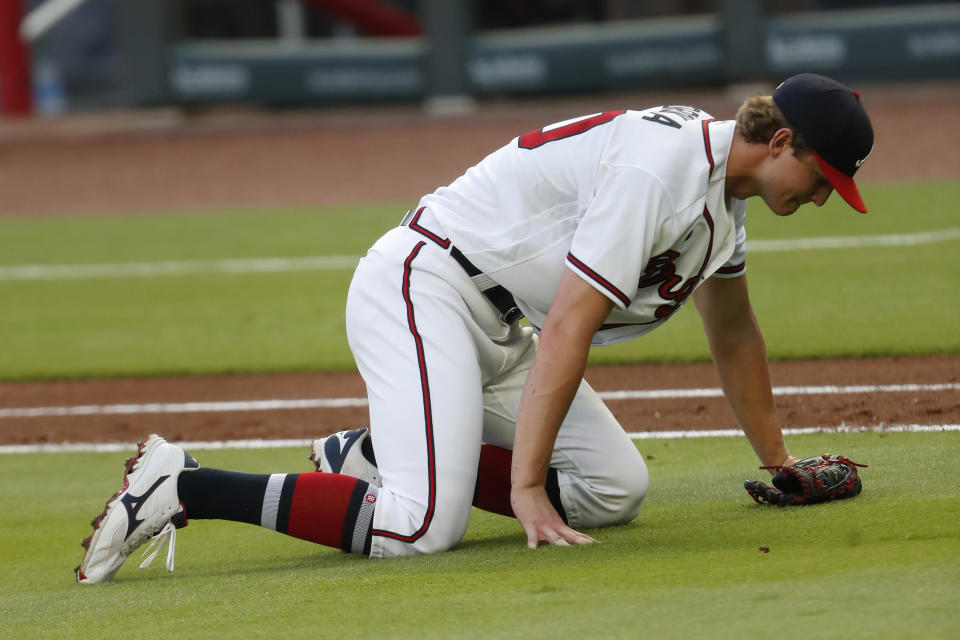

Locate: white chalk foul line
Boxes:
[0,396,369,419]
[746,227,960,252]
[1,229,957,282]
[0,255,359,281]
[2,424,957,455]
[601,382,960,400]
[1,382,956,420]
[628,424,960,439]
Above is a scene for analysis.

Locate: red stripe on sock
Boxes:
[473,445,515,517]
[286,473,361,548]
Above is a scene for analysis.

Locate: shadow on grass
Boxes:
[105,492,879,586]
[112,521,648,585]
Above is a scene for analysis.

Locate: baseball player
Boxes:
[76,73,874,582]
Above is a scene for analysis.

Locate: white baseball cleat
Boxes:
[309,428,382,487]
[75,434,199,584]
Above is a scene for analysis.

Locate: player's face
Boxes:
[761,138,834,216]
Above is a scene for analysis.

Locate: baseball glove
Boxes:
[744,454,867,506]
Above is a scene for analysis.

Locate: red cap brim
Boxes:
[815,152,867,213]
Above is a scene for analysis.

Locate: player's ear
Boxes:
[768,128,793,158]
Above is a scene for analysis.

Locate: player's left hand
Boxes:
[744,454,867,506]
[510,485,596,549]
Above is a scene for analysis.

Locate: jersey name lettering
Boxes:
[636,250,701,319]
[642,106,702,130]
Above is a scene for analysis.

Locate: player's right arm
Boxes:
[510,268,613,548]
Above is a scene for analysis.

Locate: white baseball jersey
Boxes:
[419,107,747,345]
[347,106,750,558]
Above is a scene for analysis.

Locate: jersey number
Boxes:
[518,110,626,149]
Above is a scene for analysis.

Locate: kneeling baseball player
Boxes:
[76,73,873,583]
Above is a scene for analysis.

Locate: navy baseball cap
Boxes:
[773,73,874,213]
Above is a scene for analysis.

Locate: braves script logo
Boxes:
[637,250,701,319]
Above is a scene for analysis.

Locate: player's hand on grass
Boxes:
[511,485,596,549]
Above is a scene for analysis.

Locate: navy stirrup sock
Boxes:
[178,468,378,553]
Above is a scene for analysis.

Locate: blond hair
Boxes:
[735,95,811,156]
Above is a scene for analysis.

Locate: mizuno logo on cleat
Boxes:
[323,429,364,474]
[121,475,170,539]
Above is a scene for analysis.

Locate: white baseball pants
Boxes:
[346,225,649,558]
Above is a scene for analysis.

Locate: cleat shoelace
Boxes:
[139,522,177,573]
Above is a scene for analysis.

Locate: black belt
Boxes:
[449,246,524,325]
[402,207,524,325]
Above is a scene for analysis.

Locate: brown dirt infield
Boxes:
[0,81,958,445]
[0,356,958,446]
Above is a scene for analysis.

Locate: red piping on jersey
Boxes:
[702,118,743,277]
[701,119,717,177]
[371,241,437,544]
[409,207,450,249]
[694,207,715,281]
[716,262,745,274]
[539,320,655,331]
[566,252,631,307]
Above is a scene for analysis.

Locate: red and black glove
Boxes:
[744,454,867,506]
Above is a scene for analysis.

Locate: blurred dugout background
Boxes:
[1,0,959,118]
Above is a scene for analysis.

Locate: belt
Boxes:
[402,207,524,325]
[449,246,524,325]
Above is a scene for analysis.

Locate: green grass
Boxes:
[1,431,957,639]
[586,179,960,364]
[0,205,401,265]
[0,181,957,380]
[0,205,400,379]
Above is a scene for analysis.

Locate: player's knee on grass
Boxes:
[563,458,649,529]
[370,486,474,557]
